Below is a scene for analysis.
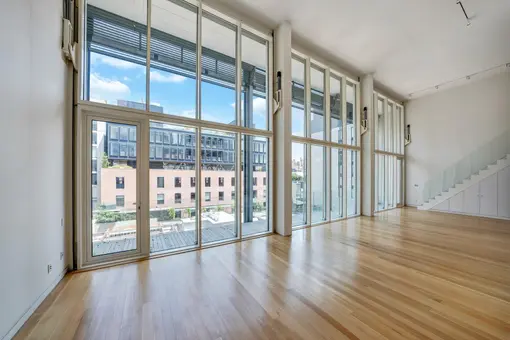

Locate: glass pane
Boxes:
[347,149,358,216]
[291,57,305,137]
[386,103,393,153]
[396,158,403,206]
[242,32,268,130]
[331,148,343,219]
[388,155,395,208]
[330,76,342,144]
[375,154,386,211]
[310,66,325,140]
[150,0,197,117]
[311,145,325,223]
[292,142,306,227]
[201,129,237,243]
[149,122,197,253]
[201,13,236,125]
[91,120,137,256]
[346,82,357,146]
[242,135,269,236]
[376,97,385,151]
[84,1,147,108]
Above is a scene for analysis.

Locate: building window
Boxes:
[174,177,181,188]
[219,191,224,201]
[175,193,181,204]
[116,177,125,189]
[110,126,119,139]
[116,195,125,207]
[218,177,224,187]
[253,190,257,198]
[190,192,195,201]
[175,210,182,219]
[190,177,196,187]
[231,177,235,186]
[205,192,211,202]
[263,177,267,186]
[157,177,164,188]
[205,177,211,187]
[253,177,258,186]
[231,191,235,199]
[91,173,97,185]
[157,194,165,205]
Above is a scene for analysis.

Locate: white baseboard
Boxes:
[429,209,510,221]
[2,267,68,340]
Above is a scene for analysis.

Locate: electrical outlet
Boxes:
[60,252,64,260]
[47,264,52,274]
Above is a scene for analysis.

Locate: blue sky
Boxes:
[89,53,267,129]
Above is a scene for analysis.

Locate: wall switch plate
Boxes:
[61,218,64,227]
[60,252,64,260]
[47,264,52,274]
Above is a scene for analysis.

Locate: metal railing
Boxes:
[422,129,510,203]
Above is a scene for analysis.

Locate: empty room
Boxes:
[1,0,510,339]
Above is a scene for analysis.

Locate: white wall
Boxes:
[405,71,510,206]
[0,0,71,338]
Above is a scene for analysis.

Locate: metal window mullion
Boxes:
[325,145,331,222]
[324,69,331,222]
[146,0,152,111]
[140,118,150,255]
[306,143,312,226]
[267,39,273,132]
[196,128,202,246]
[342,77,347,147]
[342,145,348,217]
[356,82,361,147]
[196,0,202,120]
[236,133,242,238]
[236,22,242,126]
[305,58,311,138]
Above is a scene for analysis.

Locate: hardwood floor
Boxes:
[14,208,510,339]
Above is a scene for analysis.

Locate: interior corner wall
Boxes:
[405,71,510,207]
[0,0,71,338]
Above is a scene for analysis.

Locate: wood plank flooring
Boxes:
[14,208,510,339]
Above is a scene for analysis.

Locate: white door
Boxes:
[80,109,148,268]
[498,166,510,218]
[479,174,498,216]
[463,183,480,215]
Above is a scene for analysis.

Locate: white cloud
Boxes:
[90,73,130,104]
[230,97,267,117]
[91,54,140,69]
[150,71,186,83]
[253,97,267,117]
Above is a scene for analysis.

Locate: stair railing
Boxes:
[422,129,510,204]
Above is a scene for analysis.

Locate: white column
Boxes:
[273,22,292,236]
[361,74,375,216]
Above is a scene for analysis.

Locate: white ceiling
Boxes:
[214,0,510,99]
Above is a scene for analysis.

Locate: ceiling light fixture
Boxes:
[456,1,471,27]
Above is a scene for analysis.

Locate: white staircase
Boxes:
[418,129,510,217]
[419,155,510,211]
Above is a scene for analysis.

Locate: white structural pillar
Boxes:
[273,22,292,236]
[361,74,375,216]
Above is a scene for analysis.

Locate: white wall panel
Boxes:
[463,184,480,215]
[449,192,464,213]
[479,174,498,217]
[498,166,510,218]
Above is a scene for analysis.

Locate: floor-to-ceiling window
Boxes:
[291,51,361,228]
[374,92,405,212]
[79,0,272,268]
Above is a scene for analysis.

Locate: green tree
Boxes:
[292,173,303,182]
[101,152,109,168]
[168,208,176,220]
